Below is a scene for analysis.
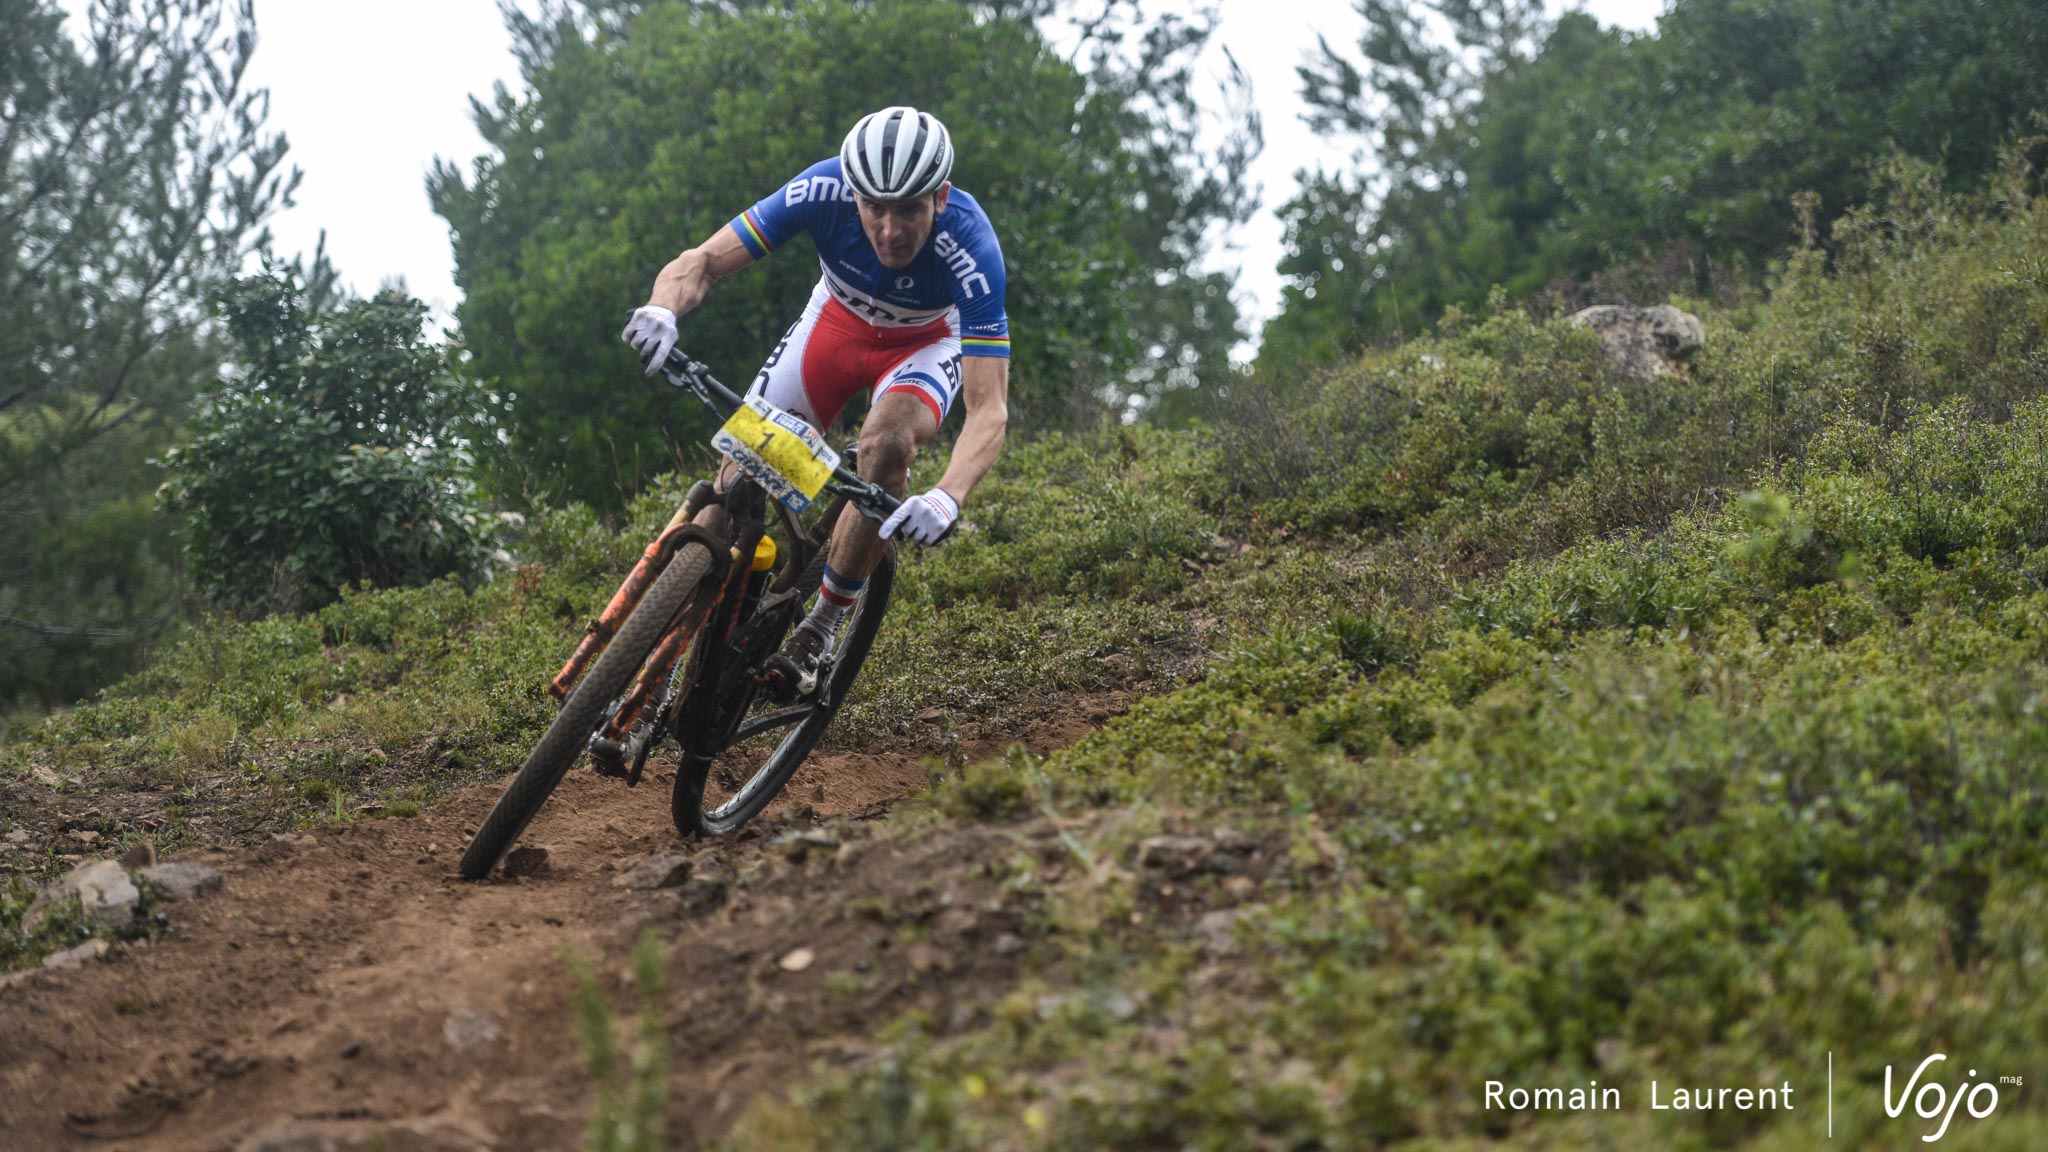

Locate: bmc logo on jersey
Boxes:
[933,231,991,300]
[785,175,858,206]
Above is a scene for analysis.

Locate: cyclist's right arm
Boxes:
[629,164,832,370]
[647,227,757,318]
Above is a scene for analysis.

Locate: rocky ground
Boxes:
[0,697,1158,1150]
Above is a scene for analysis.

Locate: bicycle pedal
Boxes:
[587,735,629,778]
[760,656,802,704]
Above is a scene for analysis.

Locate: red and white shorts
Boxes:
[746,282,962,432]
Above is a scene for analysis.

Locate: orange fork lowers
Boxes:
[595,532,773,746]
[547,499,702,701]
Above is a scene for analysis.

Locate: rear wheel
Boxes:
[671,548,895,837]
[459,543,717,880]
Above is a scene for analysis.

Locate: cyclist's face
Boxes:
[856,184,950,269]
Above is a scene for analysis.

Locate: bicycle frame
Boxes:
[540,348,907,761]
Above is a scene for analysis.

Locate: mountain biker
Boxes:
[621,106,1010,692]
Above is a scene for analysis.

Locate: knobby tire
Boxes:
[458,543,716,880]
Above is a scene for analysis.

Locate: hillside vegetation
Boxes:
[7,165,2048,1149]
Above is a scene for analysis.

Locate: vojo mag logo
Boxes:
[1883,1054,2015,1142]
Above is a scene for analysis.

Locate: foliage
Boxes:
[2,868,170,973]
[569,931,670,1152]
[723,187,2048,1150]
[430,0,1255,508]
[0,0,298,717]
[1228,160,2048,575]
[1262,0,2048,366]
[2,428,1206,862]
[14,170,2048,1148]
[156,268,495,615]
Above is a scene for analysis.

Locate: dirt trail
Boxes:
[0,699,1120,1151]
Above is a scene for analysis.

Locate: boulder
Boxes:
[27,859,139,931]
[1569,304,1705,382]
[139,862,224,902]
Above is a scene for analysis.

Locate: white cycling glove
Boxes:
[879,487,959,546]
[620,305,680,376]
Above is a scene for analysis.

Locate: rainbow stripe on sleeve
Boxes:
[730,208,778,258]
[961,334,1010,358]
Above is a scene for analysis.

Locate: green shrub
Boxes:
[157,268,496,615]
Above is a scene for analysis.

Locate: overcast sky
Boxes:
[62,0,1666,345]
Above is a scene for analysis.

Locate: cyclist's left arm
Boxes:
[934,356,1009,505]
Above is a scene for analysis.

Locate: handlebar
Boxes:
[658,347,903,523]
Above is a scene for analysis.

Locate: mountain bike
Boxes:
[459,347,919,880]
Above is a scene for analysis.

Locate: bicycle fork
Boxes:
[548,481,720,701]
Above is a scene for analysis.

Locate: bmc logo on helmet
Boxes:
[933,231,990,300]
[785,175,858,207]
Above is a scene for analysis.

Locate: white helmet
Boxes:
[839,106,954,201]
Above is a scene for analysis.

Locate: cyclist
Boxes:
[621,106,1010,692]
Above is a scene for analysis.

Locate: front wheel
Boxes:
[671,548,895,837]
[460,543,717,879]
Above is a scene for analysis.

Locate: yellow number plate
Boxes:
[710,397,840,513]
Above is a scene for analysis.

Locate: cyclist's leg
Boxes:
[702,286,871,523]
[822,339,961,584]
[776,338,955,677]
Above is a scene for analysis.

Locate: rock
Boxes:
[906,942,952,974]
[1099,990,1141,1021]
[69,829,101,845]
[42,938,111,969]
[777,828,840,863]
[120,839,158,869]
[777,947,816,973]
[991,933,1028,956]
[443,1007,504,1056]
[1211,826,1259,856]
[31,859,141,929]
[1194,908,1244,956]
[672,870,728,916]
[235,1116,499,1152]
[140,862,224,902]
[500,846,549,878]
[1568,304,1706,382]
[4,829,29,843]
[611,853,692,890]
[1136,835,1236,875]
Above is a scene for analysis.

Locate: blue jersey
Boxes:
[728,158,1010,358]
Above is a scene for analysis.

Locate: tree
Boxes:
[1262,0,2048,368]
[431,0,1256,510]
[0,0,294,714]
[157,269,495,616]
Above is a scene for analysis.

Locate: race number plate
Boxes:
[711,397,840,513]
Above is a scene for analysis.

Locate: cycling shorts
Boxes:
[746,280,963,432]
